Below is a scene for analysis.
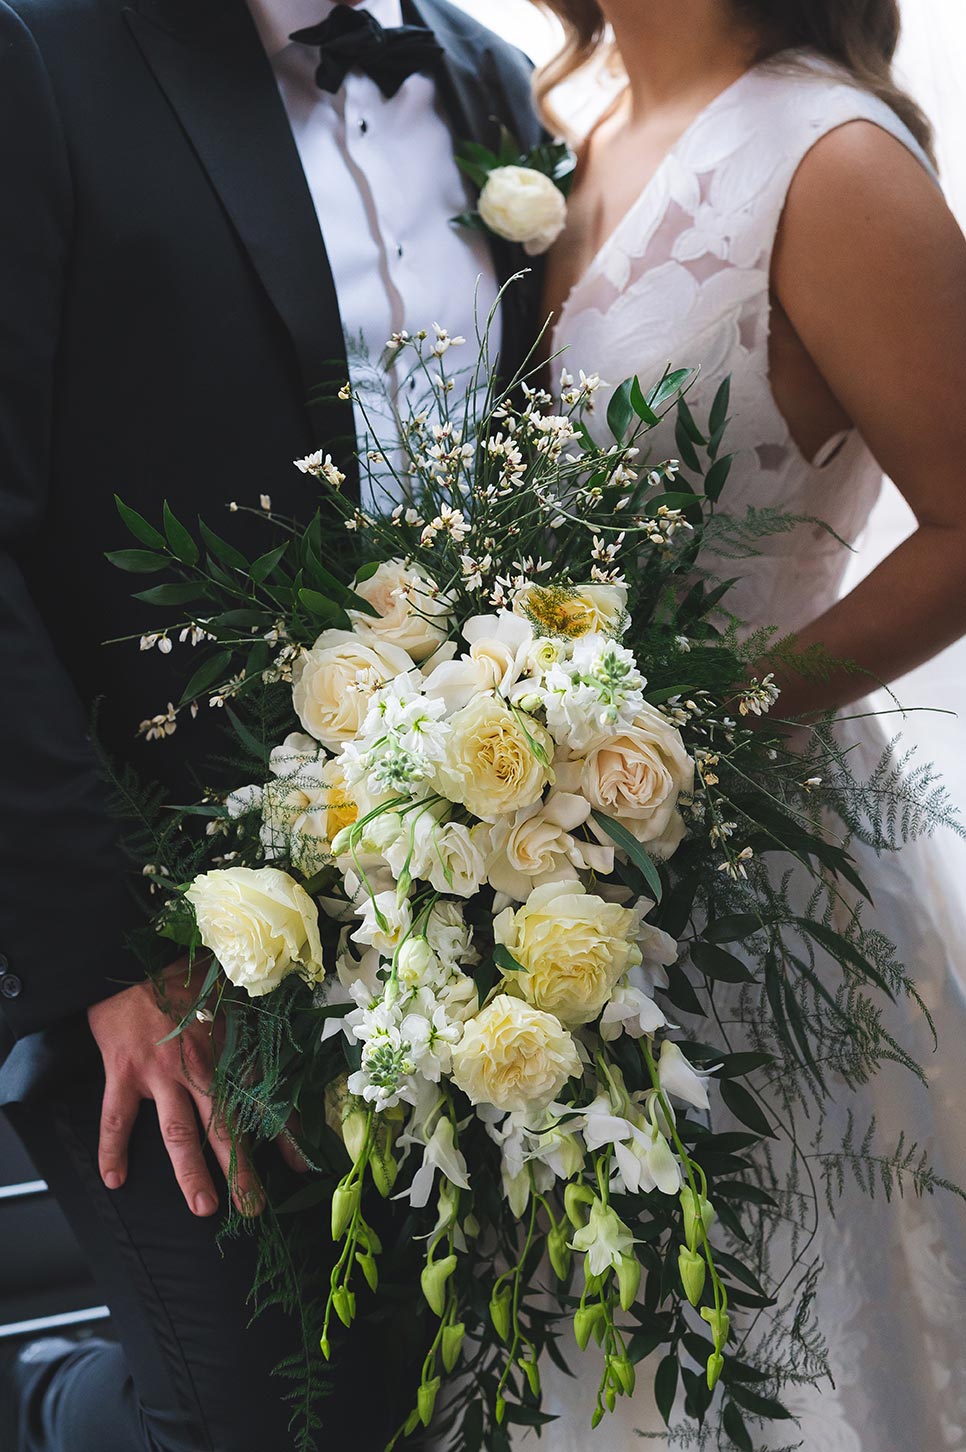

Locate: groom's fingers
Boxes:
[97,1075,140,1191]
[194,1091,265,1217]
[153,1081,220,1217]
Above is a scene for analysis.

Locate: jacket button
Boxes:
[0,973,22,999]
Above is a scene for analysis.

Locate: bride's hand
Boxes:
[87,957,271,1218]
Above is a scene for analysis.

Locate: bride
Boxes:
[509,1,966,1448]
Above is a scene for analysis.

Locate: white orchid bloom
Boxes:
[600,982,667,1042]
[397,1110,470,1209]
[570,1200,635,1276]
[422,610,532,714]
[658,1040,714,1112]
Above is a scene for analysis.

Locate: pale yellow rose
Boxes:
[494,881,642,1027]
[186,865,324,998]
[512,583,628,641]
[291,629,415,749]
[435,695,553,823]
[451,994,581,1112]
[558,702,694,859]
[478,165,567,256]
[348,558,453,663]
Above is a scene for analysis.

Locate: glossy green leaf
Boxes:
[162,501,200,566]
[104,548,169,573]
[720,1080,775,1139]
[591,810,663,902]
[134,582,208,607]
[690,942,756,984]
[115,495,165,549]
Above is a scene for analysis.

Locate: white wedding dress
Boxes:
[518,52,966,1452]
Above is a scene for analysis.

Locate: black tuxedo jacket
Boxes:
[0,0,544,1075]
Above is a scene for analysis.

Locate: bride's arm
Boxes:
[762,120,966,718]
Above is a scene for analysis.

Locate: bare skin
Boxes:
[89,957,306,1216]
[544,0,966,717]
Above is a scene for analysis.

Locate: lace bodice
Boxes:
[554,52,934,634]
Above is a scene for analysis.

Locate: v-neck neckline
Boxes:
[557,55,780,327]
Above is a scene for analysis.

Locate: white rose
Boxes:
[422,611,533,715]
[480,791,613,902]
[291,629,415,749]
[436,695,553,822]
[186,866,324,998]
[478,166,567,257]
[348,558,453,663]
[451,994,581,1113]
[559,703,694,859]
[494,881,643,1027]
[513,582,628,640]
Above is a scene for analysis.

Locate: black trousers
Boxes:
[5,1032,408,1452]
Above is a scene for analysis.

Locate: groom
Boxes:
[0,0,541,1446]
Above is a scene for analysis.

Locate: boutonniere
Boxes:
[453,129,576,257]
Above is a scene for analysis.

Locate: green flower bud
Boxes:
[495,1395,507,1425]
[370,1138,398,1198]
[616,1253,642,1312]
[700,1305,731,1351]
[417,1376,441,1427]
[707,1351,725,1391]
[421,1253,458,1317]
[611,1356,636,1397]
[605,1383,617,1413]
[403,1409,421,1438]
[548,1222,573,1281]
[565,1182,595,1229]
[591,1407,604,1429]
[320,1334,331,1360]
[463,1213,481,1238]
[574,1303,603,1351]
[330,1181,360,1241]
[520,1357,541,1397]
[678,1246,707,1307]
[680,1186,716,1253]
[356,1250,378,1292]
[331,1286,355,1327]
[441,1322,465,1373]
[490,1285,512,1342]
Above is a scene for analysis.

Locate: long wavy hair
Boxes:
[534,0,934,161]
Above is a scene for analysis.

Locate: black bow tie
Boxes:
[290,6,444,99]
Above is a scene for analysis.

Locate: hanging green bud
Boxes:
[700,1304,731,1351]
[611,1356,636,1397]
[342,1106,369,1166]
[331,1286,355,1327]
[417,1376,441,1427]
[495,1395,507,1425]
[548,1221,573,1281]
[678,1246,707,1306]
[616,1253,642,1311]
[356,1250,378,1292]
[574,1302,604,1351]
[403,1409,421,1438]
[564,1182,595,1229]
[463,1213,481,1238]
[591,1407,604,1429]
[680,1186,715,1252]
[605,1383,617,1413]
[330,1181,360,1241]
[706,1351,725,1391]
[370,1133,398,1198]
[490,1285,512,1341]
[421,1253,457,1317]
[320,1334,331,1360]
[441,1322,465,1373]
[520,1356,541,1397]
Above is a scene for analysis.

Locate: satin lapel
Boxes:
[123,0,354,445]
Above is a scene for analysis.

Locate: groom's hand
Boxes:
[87,957,267,1218]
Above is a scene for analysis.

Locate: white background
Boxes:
[454,0,966,802]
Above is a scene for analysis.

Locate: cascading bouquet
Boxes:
[108,315,956,1452]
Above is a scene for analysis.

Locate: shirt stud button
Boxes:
[0,973,23,999]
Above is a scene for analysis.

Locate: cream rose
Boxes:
[435,695,553,822]
[451,994,581,1113]
[512,582,628,641]
[478,165,567,257]
[186,865,324,998]
[291,629,415,749]
[348,558,453,663]
[559,703,694,859]
[480,791,613,902]
[422,611,532,715]
[494,881,643,1027]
